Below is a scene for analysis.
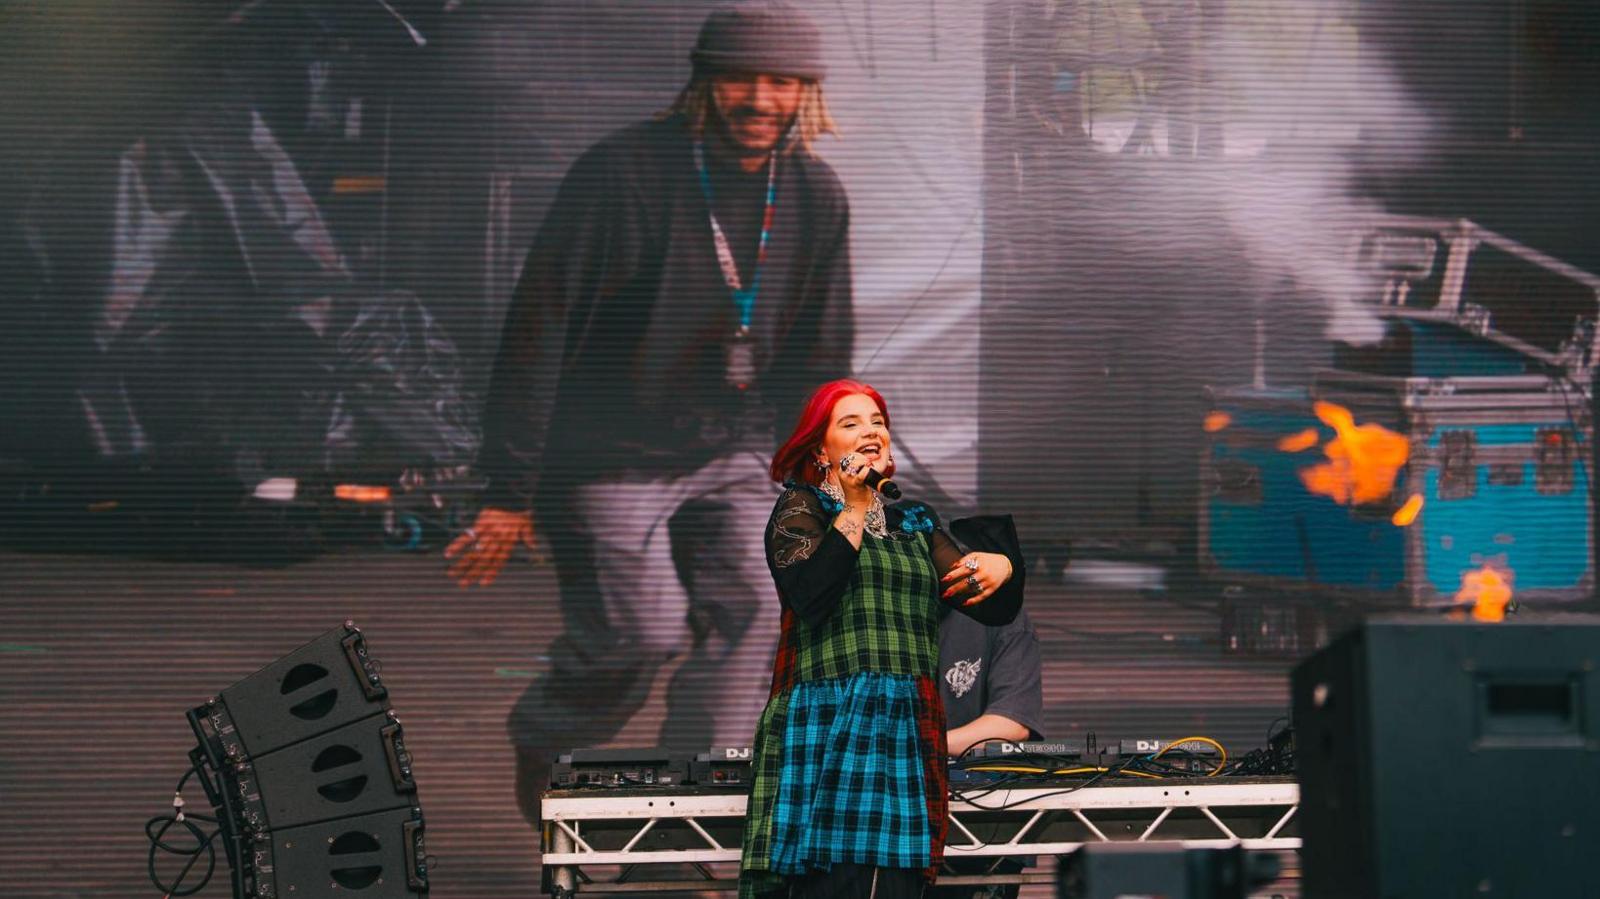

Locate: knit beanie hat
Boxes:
[690,1,827,82]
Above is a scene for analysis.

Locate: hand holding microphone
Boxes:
[838,453,901,499]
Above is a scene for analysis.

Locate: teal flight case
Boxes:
[1202,217,1599,613]
[1201,372,1592,608]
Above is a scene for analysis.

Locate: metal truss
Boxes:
[540,778,1298,895]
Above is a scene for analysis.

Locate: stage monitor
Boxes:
[1292,615,1600,898]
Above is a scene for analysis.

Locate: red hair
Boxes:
[770,379,894,486]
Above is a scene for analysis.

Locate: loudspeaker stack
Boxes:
[188,622,428,899]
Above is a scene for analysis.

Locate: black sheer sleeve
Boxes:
[765,487,860,627]
[929,512,1027,627]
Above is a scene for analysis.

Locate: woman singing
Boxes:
[739,379,1026,899]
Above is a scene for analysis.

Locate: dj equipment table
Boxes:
[540,777,1299,895]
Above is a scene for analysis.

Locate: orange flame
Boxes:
[1455,566,1513,622]
[1203,411,1232,433]
[335,484,393,503]
[1298,402,1410,505]
[1277,428,1321,453]
[1391,494,1425,527]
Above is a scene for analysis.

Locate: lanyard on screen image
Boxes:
[693,141,778,334]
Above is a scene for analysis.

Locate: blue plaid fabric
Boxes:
[767,671,931,874]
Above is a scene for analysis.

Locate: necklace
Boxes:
[820,481,887,538]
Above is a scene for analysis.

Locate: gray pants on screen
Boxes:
[508,450,781,803]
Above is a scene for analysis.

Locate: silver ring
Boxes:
[963,557,979,571]
[464,528,478,539]
[966,575,980,590]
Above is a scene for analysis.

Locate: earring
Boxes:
[814,456,830,471]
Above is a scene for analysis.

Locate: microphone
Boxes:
[840,458,902,499]
[866,469,903,500]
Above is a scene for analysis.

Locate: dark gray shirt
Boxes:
[478,115,855,508]
[938,608,1044,739]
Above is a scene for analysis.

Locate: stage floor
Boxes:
[0,547,1294,898]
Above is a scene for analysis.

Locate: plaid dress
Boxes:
[740,495,950,897]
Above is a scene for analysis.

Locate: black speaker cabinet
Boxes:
[251,807,427,899]
[211,625,389,759]
[1292,615,1600,898]
[189,623,427,898]
[1056,843,1279,899]
[248,713,418,830]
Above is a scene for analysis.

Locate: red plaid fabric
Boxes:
[769,607,801,699]
[914,674,949,882]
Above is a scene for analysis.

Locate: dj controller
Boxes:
[549,729,1294,791]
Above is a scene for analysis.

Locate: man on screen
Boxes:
[445,1,854,826]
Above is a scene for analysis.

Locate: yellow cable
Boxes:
[1152,736,1228,776]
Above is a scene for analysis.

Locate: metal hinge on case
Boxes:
[1438,430,1477,500]
[1535,427,1576,495]
[1208,460,1262,505]
[1458,303,1492,336]
[1558,319,1595,372]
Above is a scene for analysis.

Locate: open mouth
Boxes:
[857,443,882,459]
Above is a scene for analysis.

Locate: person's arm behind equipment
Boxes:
[947,611,1045,756]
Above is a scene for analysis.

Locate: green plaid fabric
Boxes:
[784,532,941,685]
[740,680,793,898]
[740,530,944,897]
